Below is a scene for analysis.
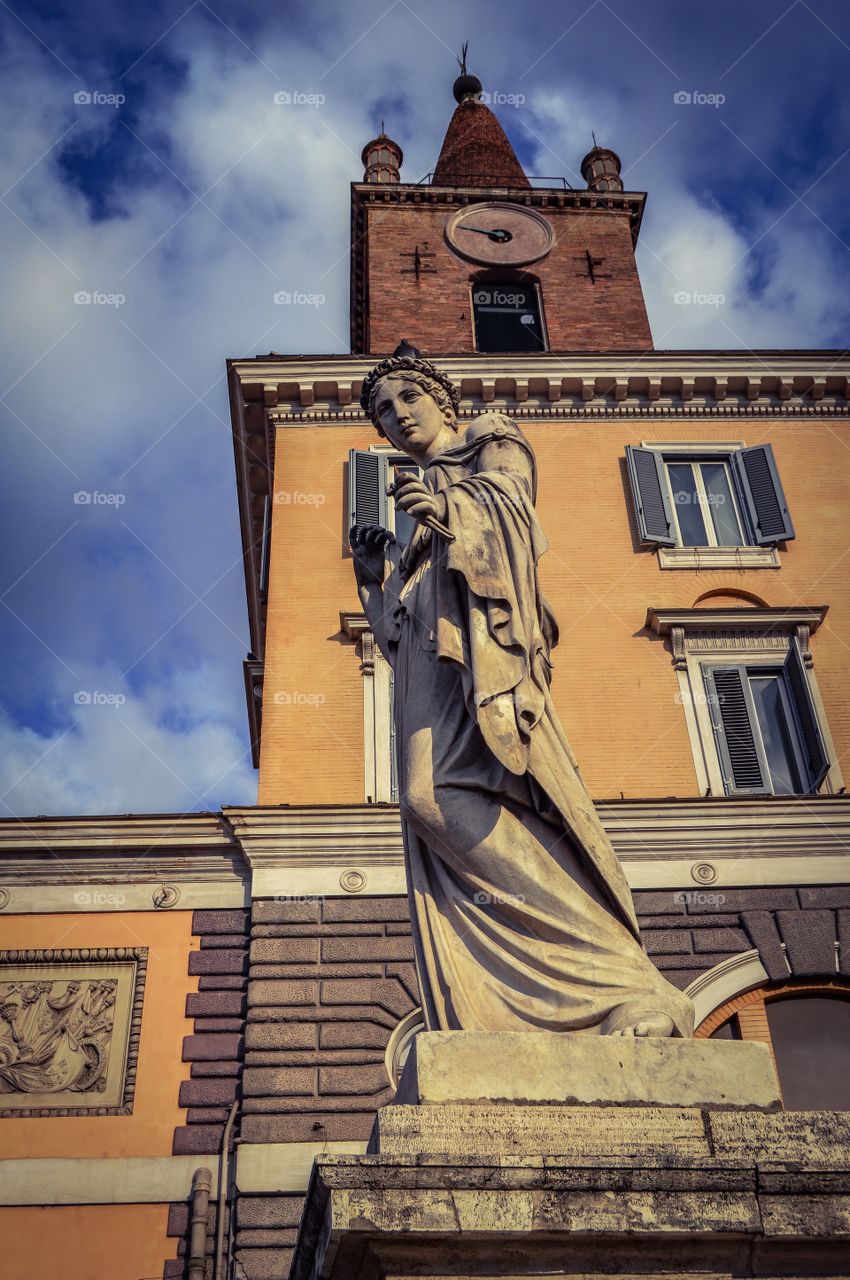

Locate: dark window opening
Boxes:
[472,281,546,353]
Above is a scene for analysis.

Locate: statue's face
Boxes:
[372,375,450,456]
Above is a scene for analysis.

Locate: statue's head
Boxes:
[360,342,460,449]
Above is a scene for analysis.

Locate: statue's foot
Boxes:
[610,1012,675,1038]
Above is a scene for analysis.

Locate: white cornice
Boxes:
[0,813,250,913]
[647,606,828,635]
[228,352,850,418]
[3,800,848,906]
[222,798,850,897]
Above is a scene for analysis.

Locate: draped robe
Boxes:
[380,412,694,1037]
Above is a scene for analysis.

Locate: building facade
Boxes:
[1,70,850,1280]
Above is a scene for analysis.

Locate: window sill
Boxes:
[657,545,780,570]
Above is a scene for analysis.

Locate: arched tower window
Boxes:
[470,274,547,353]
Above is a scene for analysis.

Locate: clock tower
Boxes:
[352,64,653,355]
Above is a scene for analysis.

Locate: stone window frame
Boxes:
[0,946,147,1117]
[647,605,843,798]
[639,440,781,570]
[341,612,395,804]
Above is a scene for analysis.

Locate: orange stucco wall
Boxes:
[258,414,850,804]
[0,911,198,1158]
[0,1204,175,1280]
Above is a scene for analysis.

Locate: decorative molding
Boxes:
[647,605,827,674]
[684,950,770,1027]
[0,1154,223,1205]
[0,813,249,913]
[221,798,850,897]
[0,947,146,1117]
[657,545,780,570]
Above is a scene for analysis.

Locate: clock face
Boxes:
[445,202,554,266]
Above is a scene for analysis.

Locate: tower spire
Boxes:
[435,49,530,188]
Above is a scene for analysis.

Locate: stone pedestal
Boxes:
[290,1033,850,1280]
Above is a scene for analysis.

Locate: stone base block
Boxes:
[395,1031,781,1110]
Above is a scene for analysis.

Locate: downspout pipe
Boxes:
[187,1167,213,1280]
[214,1099,240,1280]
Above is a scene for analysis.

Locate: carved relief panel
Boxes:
[0,947,146,1116]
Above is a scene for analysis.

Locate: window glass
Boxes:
[667,462,708,545]
[750,673,804,795]
[709,1017,740,1040]
[766,996,850,1110]
[472,283,546,353]
[389,461,421,547]
[701,461,744,546]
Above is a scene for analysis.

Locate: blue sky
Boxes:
[1,0,849,816]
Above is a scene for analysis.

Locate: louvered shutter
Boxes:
[784,639,829,790]
[625,446,676,545]
[704,665,769,795]
[258,495,271,597]
[731,444,795,544]
[348,450,388,530]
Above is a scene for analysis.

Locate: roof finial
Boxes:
[592,129,598,147]
[453,42,482,104]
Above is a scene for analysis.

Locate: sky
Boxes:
[1,0,849,818]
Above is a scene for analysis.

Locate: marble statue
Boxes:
[351,343,694,1038]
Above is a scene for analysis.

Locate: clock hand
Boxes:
[456,226,513,244]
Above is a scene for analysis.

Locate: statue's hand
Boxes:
[390,473,442,525]
[350,524,395,586]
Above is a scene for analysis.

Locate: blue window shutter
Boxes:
[625,446,676,545]
[704,665,769,796]
[784,640,829,790]
[731,444,795,544]
[348,450,388,530]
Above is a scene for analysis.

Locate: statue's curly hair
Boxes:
[359,342,460,435]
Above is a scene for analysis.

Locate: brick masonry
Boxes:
[166,887,850,1278]
[355,199,653,356]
